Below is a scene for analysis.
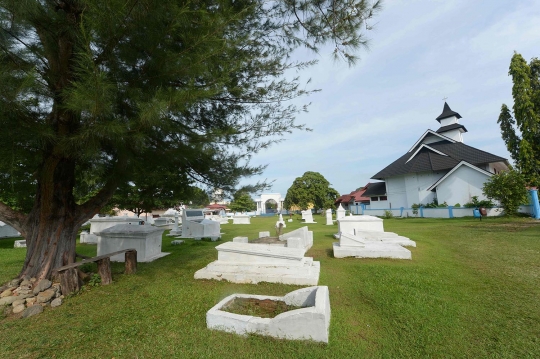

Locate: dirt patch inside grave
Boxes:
[222,297,302,318]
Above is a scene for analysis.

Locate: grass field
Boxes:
[1,216,539,358]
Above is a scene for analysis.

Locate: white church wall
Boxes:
[442,129,462,142]
[435,165,491,206]
[403,172,445,207]
[386,176,408,208]
[439,116,458,127]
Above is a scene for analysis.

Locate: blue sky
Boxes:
[239,0,540,198]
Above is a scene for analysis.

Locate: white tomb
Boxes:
[14,240,27,248]
[180,209,221,240]
[166,212,182,236]
[96,224,169,262]
[325,209,333,225]
[336,204,346,221]
[207,286,330,343]
[0,221,20,238]
[301,209,316,224]
[81,215,144,244]
[232,214,251,224]
[333,215,415,259]
[279,226,313,251]
[194,241,320,285]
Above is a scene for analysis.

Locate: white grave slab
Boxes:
[96,224,169,262]
[82,215,144,244]
[301,210,316,224]
[166,213,182,236]
[333,216,414,259]
[325,209,333,225]
[194,242,320,285]
[0,221,21,238]
[233,214,251,224]
[14,240,27,248]
[207,286,330,343]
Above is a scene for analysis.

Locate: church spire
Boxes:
[436,102,462,123]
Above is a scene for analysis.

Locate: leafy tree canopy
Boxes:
[498,53,540,187]
[483,168,528,216]
[284,171,339,210]
[228,190,256,212]
[0,0,382,279]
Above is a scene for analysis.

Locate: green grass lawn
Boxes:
[1,216,539,358]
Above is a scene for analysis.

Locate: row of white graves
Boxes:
[333,215,415,259]
[194,226,318,285]
[178,209,221,241]
[80,215,144,244]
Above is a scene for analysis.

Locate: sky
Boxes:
[238,0,540,199]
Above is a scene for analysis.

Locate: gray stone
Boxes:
[30,277,37,283]
[12,299,25,307]
[0,289,12,298]
[0,296,18,306]
[20,279,31,287]
[21,305,43,318]
[18,293,35,299]
[26,297,36,305]
[36,289,55,304]
[33,279,52,295]
[9,278,21,287]
[50,297,63,308]
[22,275,31,282]
[12,304,25,314]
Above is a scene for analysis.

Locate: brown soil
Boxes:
[222,297,302,318]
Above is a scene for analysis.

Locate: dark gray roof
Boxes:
[371,141,507,180]
[436,123,468,133]
[363,182,387,196]
[436,102,462,122]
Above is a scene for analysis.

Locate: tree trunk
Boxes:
[19,157,83,280]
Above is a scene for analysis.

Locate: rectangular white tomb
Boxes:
[96,224,169,262]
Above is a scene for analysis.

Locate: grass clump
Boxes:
[222,298,302,318]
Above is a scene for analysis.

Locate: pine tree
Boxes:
[0,0,381,279]
[498,53,540,186]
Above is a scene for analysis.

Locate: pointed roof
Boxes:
[436,102,462,122]
[371,141,507,180]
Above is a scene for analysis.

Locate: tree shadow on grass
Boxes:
[0,237,20,249]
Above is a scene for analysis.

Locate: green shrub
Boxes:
[454,203,461,207]
[464,196,494,208]
[383,210,394,219]
[411,203,420,216]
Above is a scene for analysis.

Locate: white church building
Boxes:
[364,103,509,209]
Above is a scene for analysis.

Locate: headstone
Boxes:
[325,209,333,225]
[258,231,270,238]
[301,209,316,224]
[232,214,250,224]
[336,204,346,221]
[171,240,184,245]
[96,224,169,262]
[167,212,182,236]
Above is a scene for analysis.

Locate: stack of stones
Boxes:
[0,277,63,318]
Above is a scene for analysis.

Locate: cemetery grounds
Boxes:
[0,215,539,358]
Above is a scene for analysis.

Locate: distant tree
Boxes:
[483,169,528,216]
[229,191,256,212]
[498,53,540,187]
[284,172,339,210]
